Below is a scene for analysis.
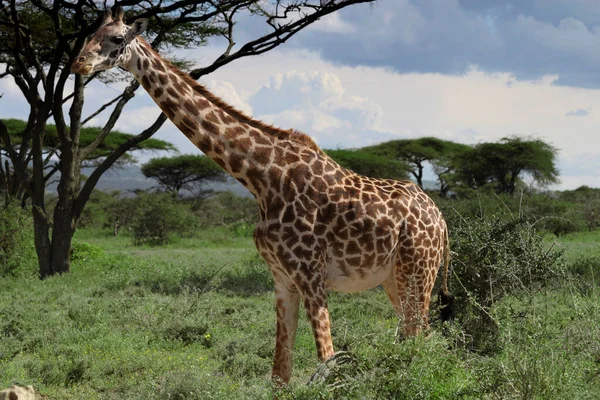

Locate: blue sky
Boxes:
[1,0,600,189]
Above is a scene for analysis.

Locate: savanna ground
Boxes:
[1,224,600,399]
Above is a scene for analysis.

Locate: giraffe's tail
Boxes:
[442,223,451,296]
[439,222,455,322]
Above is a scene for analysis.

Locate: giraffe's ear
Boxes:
[127,18,148,40]
[102,8,113,25]
[114,6,125,23]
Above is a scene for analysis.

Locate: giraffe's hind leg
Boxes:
[384,249,442,337]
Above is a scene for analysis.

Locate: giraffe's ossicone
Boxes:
[72,6,451,385]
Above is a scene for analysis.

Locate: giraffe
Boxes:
[72,7,451,384]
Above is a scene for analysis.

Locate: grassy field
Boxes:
[1,228,599,399]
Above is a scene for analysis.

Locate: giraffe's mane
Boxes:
[139,40,323,154]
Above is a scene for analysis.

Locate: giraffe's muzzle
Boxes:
[71,55,93,75]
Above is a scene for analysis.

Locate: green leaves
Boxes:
[456,136,559,195]
[325,149,410,180]
[1,118,175,159]
[364,137,470,190]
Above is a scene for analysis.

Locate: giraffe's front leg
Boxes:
[298,274,335,363]
[272,279,301,384]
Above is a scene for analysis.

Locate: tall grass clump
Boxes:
[447,211,566,354]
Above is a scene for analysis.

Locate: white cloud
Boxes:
[113,106,163,132]
[322,95,385,132]
[309,12,356,34]
[252,71,345,114]
[204,80,253,115]
[558,175,600,190]
[0,74,21,97]
[249,70,388,148]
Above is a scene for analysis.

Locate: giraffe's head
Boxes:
[71,7,148,76]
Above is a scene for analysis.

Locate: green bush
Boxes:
[0,202,35,276]
[447,212,566,353]
[438,191,591,236]
[70,241,104,263]
[76,190,114,229]
[132,193,198,246]
[277,334,472,399]
[558,186,600,231]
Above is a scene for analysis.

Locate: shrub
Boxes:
[447,212,566,353]
[104,194,137,236]
[70,241,104,262]
[132,193,198,246]
[0,202,35,276]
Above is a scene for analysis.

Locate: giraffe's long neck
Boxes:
[126,39,275,198]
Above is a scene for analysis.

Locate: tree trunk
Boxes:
[412,162,424,188]
[32,207,53,279]
[440,182,449,198]
[50,200,76,275]
[48,147,81,276]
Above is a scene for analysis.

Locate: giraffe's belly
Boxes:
[324,259,394,293]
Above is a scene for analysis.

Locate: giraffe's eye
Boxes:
[111,36,124,45]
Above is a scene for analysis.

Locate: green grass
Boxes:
[554,230,600,261]
[1,228,599,399]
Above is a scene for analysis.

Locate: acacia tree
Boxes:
[456,136,559,194]
[142,154,226,197]
[429,141,471,197]
[365,137,468,191]
[0,0,375,278]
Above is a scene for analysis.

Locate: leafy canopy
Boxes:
[325,149,410,180]
[1,119,174,162]
[457,136,559,194]
[364,137,467,187]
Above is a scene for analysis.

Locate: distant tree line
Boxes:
[326,136,559,197]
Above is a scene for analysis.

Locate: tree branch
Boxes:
[189,0,375,78]
[78,81,140,162]
[0,118,32,198]
[74,112,169,220]
[81,93,126,126]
